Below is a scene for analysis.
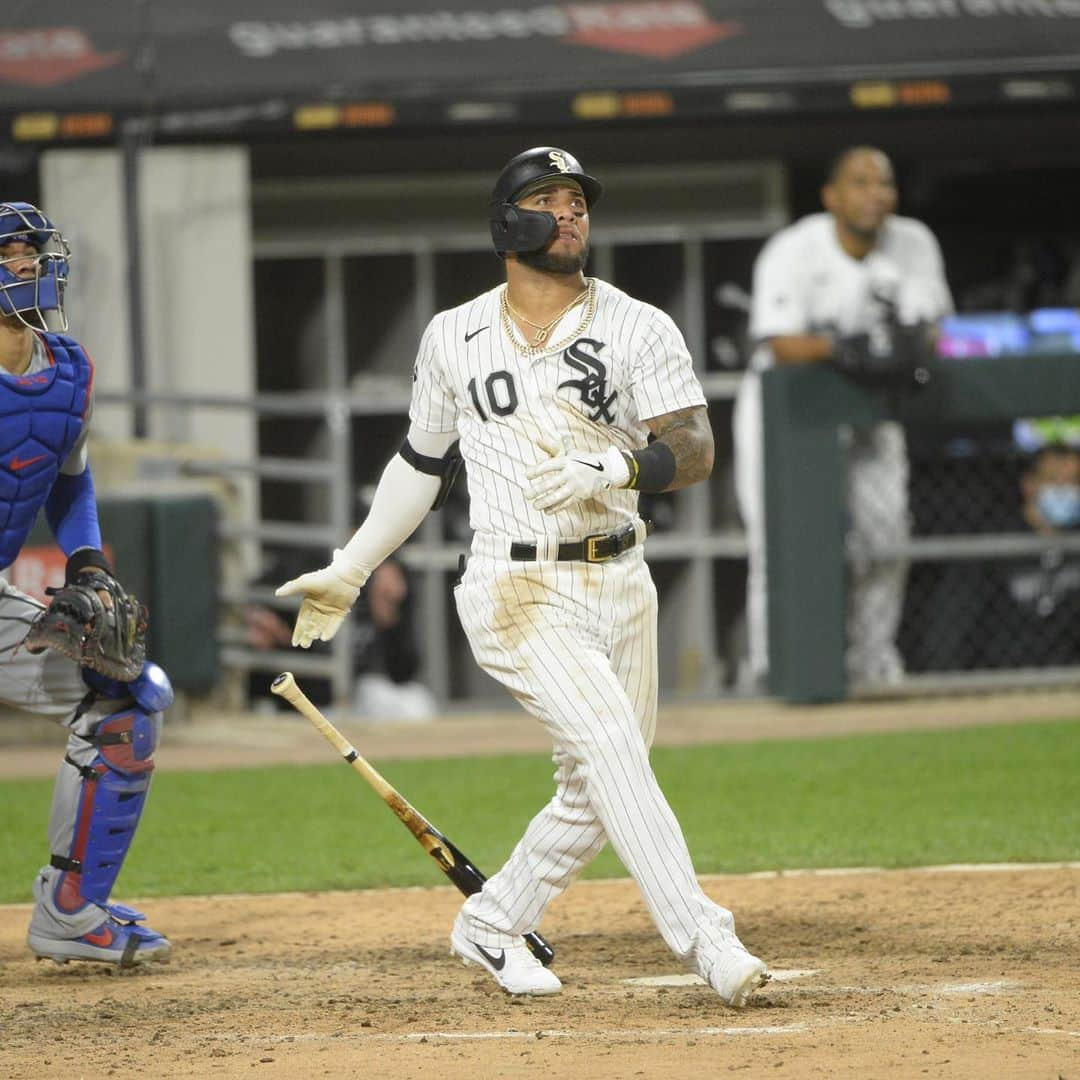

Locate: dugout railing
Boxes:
[93,385,361,704]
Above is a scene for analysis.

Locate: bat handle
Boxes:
[524,931,555,967]
[275,670,557,968]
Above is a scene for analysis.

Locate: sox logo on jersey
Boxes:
[409,276,705,543]
[559,339,617,422]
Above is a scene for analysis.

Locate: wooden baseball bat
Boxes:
[270,672,555,966]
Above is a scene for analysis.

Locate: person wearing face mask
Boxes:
[1021,444,1080,533]
[906,442,1080,672]
[1004,443,1080,660]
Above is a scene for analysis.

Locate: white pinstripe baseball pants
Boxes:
[453,534,736,974]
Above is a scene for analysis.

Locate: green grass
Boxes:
[2,719,1077,904]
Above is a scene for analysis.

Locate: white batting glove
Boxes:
[274,552,371,648]
[525,445,631,514]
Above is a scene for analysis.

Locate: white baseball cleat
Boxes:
[703,935,771,1008]
[450,923,562,996]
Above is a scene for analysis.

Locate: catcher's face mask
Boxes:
[0,201,71,332]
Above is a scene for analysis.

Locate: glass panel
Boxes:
[254,258,326,390]
[703,237,762,372]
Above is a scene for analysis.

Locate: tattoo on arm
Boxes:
[645,406,714,490]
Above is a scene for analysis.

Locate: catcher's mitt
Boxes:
[25,571,148,682]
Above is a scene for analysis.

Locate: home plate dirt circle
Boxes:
[2,866,1077,1079]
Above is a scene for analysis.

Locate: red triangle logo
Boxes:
[0,30,124,88]
[565,12,741,61]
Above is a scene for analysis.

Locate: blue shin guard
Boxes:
[51,705,158,912]
[28,665,172,966]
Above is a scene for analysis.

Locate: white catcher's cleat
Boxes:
[703,934,770,1008]
[450,923,562,996]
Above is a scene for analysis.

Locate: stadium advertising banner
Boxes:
[2,1,1080,143]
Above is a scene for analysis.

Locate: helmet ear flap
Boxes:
[488,202,558,255]
[489,202,514,252]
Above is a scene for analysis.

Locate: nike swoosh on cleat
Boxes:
[473,943,507,971]
[580,461,604,471]
[9,453,48,471]
[83,925,114,947]
[464,327,489,343]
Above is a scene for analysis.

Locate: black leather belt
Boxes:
[510,521,650,563]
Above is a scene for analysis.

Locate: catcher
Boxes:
[0,201,172,967]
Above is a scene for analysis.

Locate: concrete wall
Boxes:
[39,146,258,572]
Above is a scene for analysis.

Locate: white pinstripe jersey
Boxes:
[749,213,953,370]
[408,278,704,544]
[408,277,706,541]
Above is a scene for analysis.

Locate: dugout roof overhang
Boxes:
[3,1,1080,149]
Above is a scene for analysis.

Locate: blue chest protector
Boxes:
[0,333,92,568]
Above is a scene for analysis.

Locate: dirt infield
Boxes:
[2,867,1078,1079]
[3,691,1079,1077]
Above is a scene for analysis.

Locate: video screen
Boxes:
[935,308,1080,359]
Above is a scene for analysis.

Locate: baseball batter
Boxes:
[734,146,953,686]
[278,147,770,1005]
[0,202,172,966]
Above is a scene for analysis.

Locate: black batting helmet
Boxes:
[488,147,603,255]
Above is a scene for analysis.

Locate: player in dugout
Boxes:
[734,146,953,689]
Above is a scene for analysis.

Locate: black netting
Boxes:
[901,556,1080,671]
[890,430,1080,675]
[907,428,1026,536]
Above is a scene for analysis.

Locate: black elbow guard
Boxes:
[399,438,464,510]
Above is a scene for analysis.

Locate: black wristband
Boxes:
[625,443,677,493]
[65,547,113,583]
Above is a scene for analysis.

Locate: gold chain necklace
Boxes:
[500,279,596,358]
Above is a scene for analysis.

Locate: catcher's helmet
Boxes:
[0,201,70,331]
[489,147,602,255]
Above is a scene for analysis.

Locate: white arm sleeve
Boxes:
[330,423,458,584]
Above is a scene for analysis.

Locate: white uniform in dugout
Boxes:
[279,146,769,1006]
[735,205,952,685]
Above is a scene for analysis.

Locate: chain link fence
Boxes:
[852,425,1080,682]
